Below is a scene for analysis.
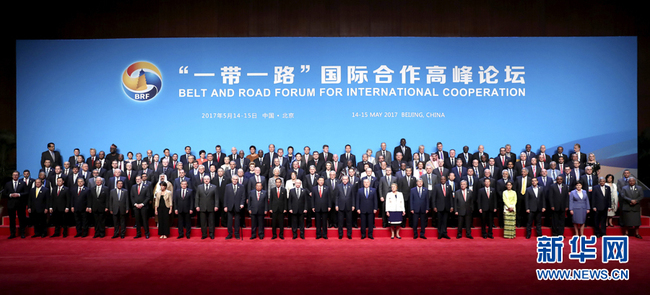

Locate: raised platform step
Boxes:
[4,214,648,228]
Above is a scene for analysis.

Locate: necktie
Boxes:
[296,188,300,197]
[486,188,490,198]
[365,188,369,198]
[35,188,39,198]
[138,184,141,194]
[442,185,446,195]
[277,189,281,198]
[118,190,121,201]
[13,181,17,191]
[58,186,61,196]
[463,190,466,201]
[521,178,526,195]
[257,191,260,201]
[78,187,81,194]
[182,189,186,199]
[97,186,101,197]
[319,186,322,198]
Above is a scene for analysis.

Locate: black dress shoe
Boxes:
[134,235,142,239]
[112,235,119,239]
[146,234,150,239]
[391,236,394,239]
[456,235,462,239]
[414,235,418,239]
[177,236,183,239]
[31,234,39,238]
[225,236,233,240]
[635,234,643,239]
[438,236,442,239]
[292,234,297,239]
[525,234,531,239]
[186,235,190,239]
[50,234,60,238]
[74,234,81,238]
[279,235,284,240]
[210,236,214,240]
[316,236,321,239]
[272,236,277,240]
[488,235,494,239]
[7,235,16,239]
[339,235,343,239]
[443,235,451,239]
[361,236,366,239]
[420,236,427,239]
[368,236,374,240]
[21,234,26,239]
[467,235,474,239]
[300,235,305,239]
[121,235,125,239]
[348,236,352,239]
[41,234,47,238]
[323,236,328,239]
[250,236,256,240]
[202,236,207,240]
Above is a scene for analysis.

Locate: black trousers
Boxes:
[271,211,285,237]
[8,206,27,236]
[74,211,88,236]
[328,205,338,227]
[403,201,411,227]
[359,212,374,237]
[250,213,264,238]
[31,212,47,236]
[93,211,106,237]
[516,195,526,226]
[457,213,472,237]
[112,214,126,237]
[593,209,608,236]
[291,213,305,236]
[551,209,566,236]
[337,210,352,237]
[412,212,427,236]
[379,199,387,227]
[527,210,543,236]
[314,211,328,238]
[437,211,449,237]
[177,212,191,237]
[227,211,241,238]
[51,210,68,235]
[481,210,495,237]
[133,207,149,236]
[199,211,215,237]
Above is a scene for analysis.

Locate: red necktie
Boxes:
[319,187,322,198]
[257,191,260,201]
[277,189,281,198]
[463,190,466,201]
[138,184,141,194]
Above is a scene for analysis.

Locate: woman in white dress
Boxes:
[285,171,298,192]
[385,183,405,239]
[605,174,618,227]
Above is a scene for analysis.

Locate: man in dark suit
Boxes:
[454,181,473,239]
[416,145,431,164]
[579,166,596,199]
[410,179,430,239]
[477,179,497,239]
[223,176,245,239]
[393,139,412,163]
[356,153,373,174]
[311,177,331,239]
[570,143,587,166]
[552,146,569,165]
[260,144,278,177]
[376,142,392,164]
[591,177,611,238]
[28,178,49,238]
[269,178,287,239]
[289,180,309,239]
[335,175,355,239]
[248,182,268,239]
[4,171,29,239]
[49,177,70,237]
[108,180,129,239]
[621,177,643,239]
[131,176,151,239]
[70,178,89,238]
[88,177,109,238]
[495,147,511,170]
[548,175,569,236]
[341,144,357,168]
[196,176,218,239]
[357,178,378,239]
[174,180,194,239]
[41,142,63,170]
[472,145,489,166]
[324,171,340,228]
[525,178,546,238]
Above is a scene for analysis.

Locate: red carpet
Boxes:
[0,234,647,294]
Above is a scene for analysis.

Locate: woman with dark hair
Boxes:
[605,174,619,227]
[154,180,173,239]
[385,183,405,239]
[503,181,517,239]
[197,150,207,166]
[569,182,590,236]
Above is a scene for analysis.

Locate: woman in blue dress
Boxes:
[569,182,590,236]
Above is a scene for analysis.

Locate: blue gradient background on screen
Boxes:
[16,37,636,173]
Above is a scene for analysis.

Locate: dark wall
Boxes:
[2,0,648,178]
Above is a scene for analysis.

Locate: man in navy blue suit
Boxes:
[248,182,268,239]
[336,175,355,239]
[224,176,245,240]
[356,178,377,239]
[591,177,611,238]
[410,179,430,239]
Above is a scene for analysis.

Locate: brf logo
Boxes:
[122,61,162,102]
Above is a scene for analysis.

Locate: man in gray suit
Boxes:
[378,167,398,227]
[195,175,218,239]
[108,180,129,239]
[621,177,643,239]
[375,142,392,164]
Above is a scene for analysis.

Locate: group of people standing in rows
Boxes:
[2,140,644,240]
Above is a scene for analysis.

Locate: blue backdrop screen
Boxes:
[16,37,637,173]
